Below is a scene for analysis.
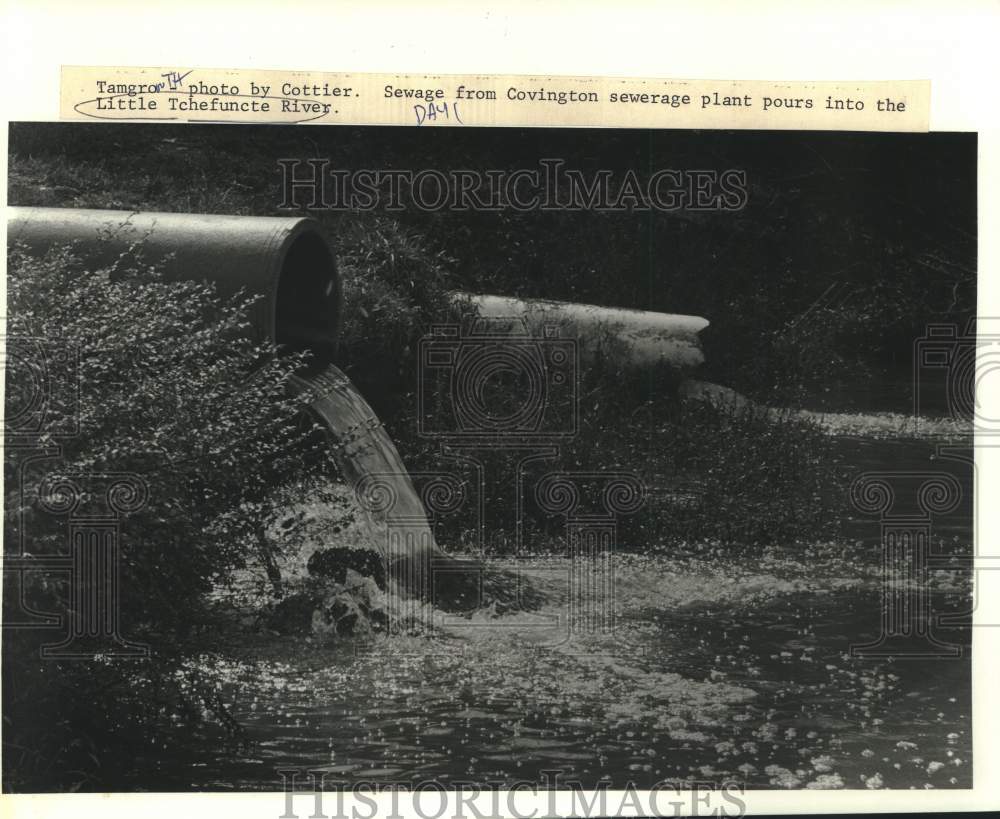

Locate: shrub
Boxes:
[332,213,462,421]
[3,239,336,789]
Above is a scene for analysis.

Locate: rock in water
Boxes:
[291,366,546,612]
[307,546,386,588]
[341,568,387,615]
[312,590,371,639]
[268,558,389,639]
[311,569,388,639]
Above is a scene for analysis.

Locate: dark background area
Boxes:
[8,123,977,412]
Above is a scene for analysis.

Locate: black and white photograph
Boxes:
[2,121,978,801]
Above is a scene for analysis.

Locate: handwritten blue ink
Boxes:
[414,101,464,126]
[161,70,193,91]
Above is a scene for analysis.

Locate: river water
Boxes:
[126,424,973,792]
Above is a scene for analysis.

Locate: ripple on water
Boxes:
[151,545,971,790]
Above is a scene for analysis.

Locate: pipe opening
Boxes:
[275,229,340,362]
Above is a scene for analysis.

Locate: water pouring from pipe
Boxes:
[6,207,712,626]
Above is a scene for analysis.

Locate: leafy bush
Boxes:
[332,213,464,421]
[3,240,336,789]
[394,357,845,556]
[4,240,338,625]
[646,401,844,547]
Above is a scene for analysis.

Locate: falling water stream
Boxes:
[290,365,432,540]
[289,364,453,607]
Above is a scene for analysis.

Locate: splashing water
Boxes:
[126,392,972,791]
[288,364,506,620]
[143,544,972,791]
[177,369,971,792]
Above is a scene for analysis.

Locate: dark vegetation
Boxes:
[3,241,340,789]
[9,124,977,410]
[3,124,976,790]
